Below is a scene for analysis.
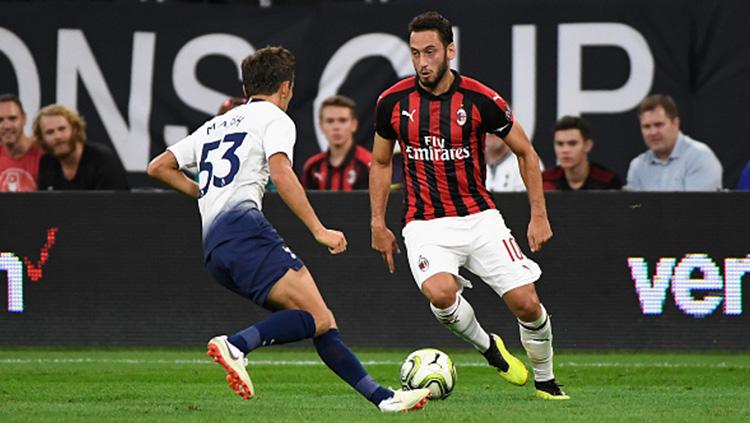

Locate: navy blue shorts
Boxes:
[204,209,304,308]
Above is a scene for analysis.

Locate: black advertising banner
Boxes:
[1,0,750,186]
[1,192,748,349]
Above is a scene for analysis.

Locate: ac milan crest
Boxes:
[418,255,430,272]
[346,168,357,185]
[456,108,467,126]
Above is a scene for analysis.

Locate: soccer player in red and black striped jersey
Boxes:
[543,115,622,191]
[302,95,372,191]
[369,11,568,400]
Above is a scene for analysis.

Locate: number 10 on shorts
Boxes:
[502,237,525,261]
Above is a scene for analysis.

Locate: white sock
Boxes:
[431,295,490,352]
[518,304,554,382]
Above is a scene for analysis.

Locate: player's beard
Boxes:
[419,55,450,90]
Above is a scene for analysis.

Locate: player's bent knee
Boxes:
[504,284,542,321]
[430,293,457,309]
[313,308,336,336]
[515,297,541,322]
[422,286,457,309]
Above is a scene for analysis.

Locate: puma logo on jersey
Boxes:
[401,109,416,122]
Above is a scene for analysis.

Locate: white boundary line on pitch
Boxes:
[0,358,748,369]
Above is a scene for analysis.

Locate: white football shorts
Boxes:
[401,209,542,297]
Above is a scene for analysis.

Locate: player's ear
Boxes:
[285,81,295,100]
[242,85,249,99]
[585,139,593,153]
[446,42,456,62]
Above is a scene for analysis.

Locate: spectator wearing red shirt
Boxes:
[0,94,43,192]
[302,95,371,191]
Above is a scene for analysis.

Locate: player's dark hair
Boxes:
[0,93,24,114]
[242,46,295,97]
[554,115,592,140]
[409,11,453,46]
[639,94,679,119]
[320,95,357,118]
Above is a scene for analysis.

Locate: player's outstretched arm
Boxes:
[147,150,199,199]
[502,122,553,252]
[269,152,347,254]
[369,134,400,273]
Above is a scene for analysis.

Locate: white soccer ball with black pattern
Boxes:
[399,348,457,400]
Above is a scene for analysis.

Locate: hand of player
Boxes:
[527,215,553,252]
[315,228,347,255]
[371,224,401,274]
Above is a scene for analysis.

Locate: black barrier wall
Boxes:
[1,192,748,349]
[1,0,750,186]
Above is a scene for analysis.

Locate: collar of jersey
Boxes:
[415,69,461,101]
[325,143,358,169]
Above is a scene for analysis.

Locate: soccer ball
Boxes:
[399,348,457,400]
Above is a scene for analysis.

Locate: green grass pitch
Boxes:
[1,348,748,422]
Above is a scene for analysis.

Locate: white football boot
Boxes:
[206,335,254,399]
[378,388,431,413]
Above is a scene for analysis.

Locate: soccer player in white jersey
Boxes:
[148,46,430,413]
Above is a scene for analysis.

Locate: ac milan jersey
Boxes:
[542,162,622,191]
[375,70,514,223]
[302,144,371,191]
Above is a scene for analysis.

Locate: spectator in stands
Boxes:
[0,94,44,192]
[626,95,722,191]
[302,95,371,191]
[542,116,621,191]
[485,133,544,192]
[737,160,750,190]
[34,104,129,190]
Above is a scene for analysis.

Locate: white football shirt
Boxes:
[486,152,545,192]
[168,99,295,237]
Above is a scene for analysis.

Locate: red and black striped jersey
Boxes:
[375,70,514,223]
[542,162,622,191]
[301,144,372,191]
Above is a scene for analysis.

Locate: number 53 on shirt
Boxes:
[198,132,247,198]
